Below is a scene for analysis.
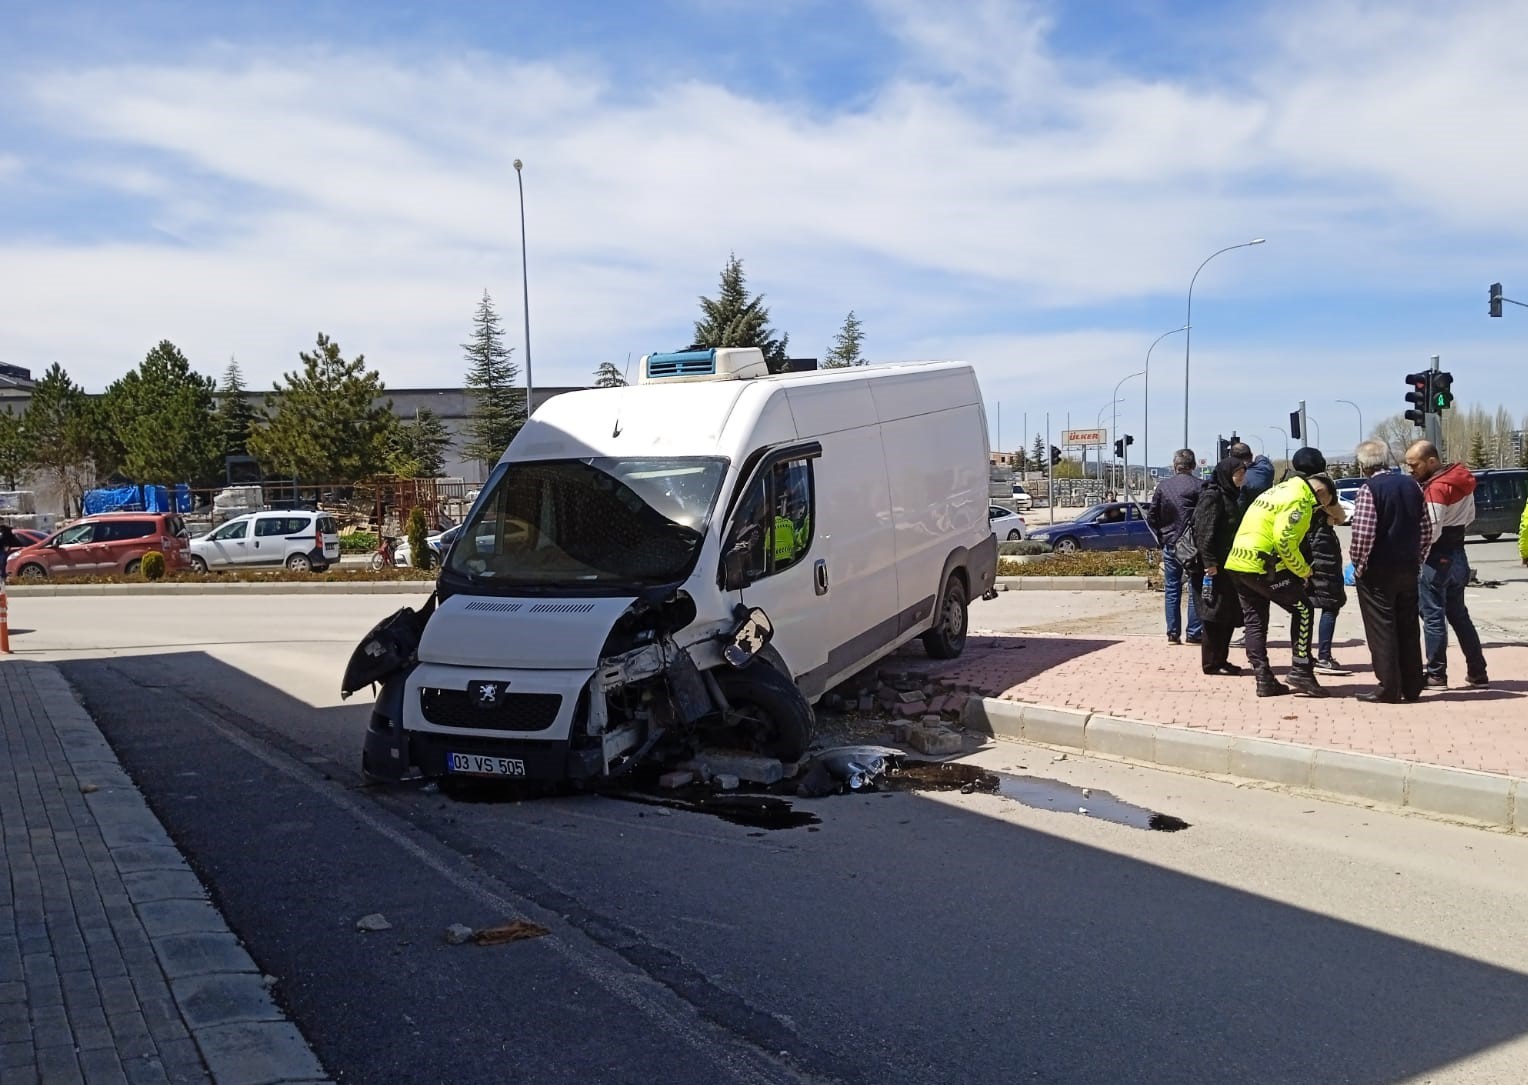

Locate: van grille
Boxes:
[528,602,597,614]
[646,356,716,378]
[464,600,524,613]
[419,688,562,732]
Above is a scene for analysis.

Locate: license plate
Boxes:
[446,752,526,777]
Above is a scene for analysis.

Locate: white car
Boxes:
[1009,484,1034,512]
[394,525,460,568]
[189,510,340,573]
[989,504,1027,540]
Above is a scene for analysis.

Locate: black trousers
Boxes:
[1356,567,1424,701]
[1229,570,1314,669]
[1199,620,1236,672]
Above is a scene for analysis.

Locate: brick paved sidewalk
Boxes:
[919,632,1528,779]
[1,659,331,1085]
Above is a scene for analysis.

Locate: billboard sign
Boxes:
[1061,428,1106,446]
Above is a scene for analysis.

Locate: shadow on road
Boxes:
[45,650,1528,1085]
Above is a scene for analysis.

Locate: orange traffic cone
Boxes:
[0,580,10,654]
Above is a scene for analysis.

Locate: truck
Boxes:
[345,347,998,784]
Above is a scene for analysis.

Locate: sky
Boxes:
[3,0,1528,471]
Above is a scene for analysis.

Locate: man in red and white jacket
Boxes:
[1404,440,1489,688]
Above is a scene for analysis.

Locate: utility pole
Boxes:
[1045,413,1052,518]
[1426,355,1442,453]
[1298,400,1309,452]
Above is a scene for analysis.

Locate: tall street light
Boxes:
[1336,399,1363,449]
[1143,325,1188,478]
[1096,399,1121,487]
[1269,425,1289,466]
[1113,370,1144,493]
[513,159,534,421]
[1183,238,1266,449]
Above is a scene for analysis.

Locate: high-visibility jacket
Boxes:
[1226,477,1318,579]
[772,516,795,563]
[1519,500,1528,562]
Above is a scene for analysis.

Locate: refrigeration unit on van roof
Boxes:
[637,347,817,384]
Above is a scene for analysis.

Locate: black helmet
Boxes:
[1291,447,1327,476]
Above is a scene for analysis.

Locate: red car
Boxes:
[5,512,191,579]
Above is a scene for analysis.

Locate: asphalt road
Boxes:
[11,594,1528,1083]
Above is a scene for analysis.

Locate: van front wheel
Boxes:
[712,663,813,763]
[922,573,969,659]
[1483,533,1503,542]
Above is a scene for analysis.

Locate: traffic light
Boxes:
[1404,371,1431,427]
[1050,445,1062,466]
[1216,435,1230,461]
[1490,283,1503,318]
[1113,438,1124,458]
[1431,370,1454,411]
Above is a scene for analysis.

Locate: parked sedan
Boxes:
[1025,502,1155,553]
[988,505,1027,541]
[394,524,461,568]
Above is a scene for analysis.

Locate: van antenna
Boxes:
[611,352,634,439]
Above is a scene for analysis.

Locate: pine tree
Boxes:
[1030,434,1046,470]
[387,408,453,478]
[246,333,397,483]
[1468,429,1489,468]
[461,290,524,466]
[690,254,789,367]
[102,340,221,485]
[593,361,627,388]
[0,409,28,490]
[214,357,259,464]
[821,310,865,368]
[21,363,94,515]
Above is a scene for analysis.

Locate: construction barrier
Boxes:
[0,579,10,654]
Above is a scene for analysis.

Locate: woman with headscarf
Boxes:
[1302,472,1350,674]
[1189,456,1248,675]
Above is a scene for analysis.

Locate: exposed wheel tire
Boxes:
[188,555,208,574]
[1053,536,1079,554]
[286,553,313,572]
[18,563,46,581]
[1006,529,1023,541]
[712,662,813,763]
[368,553,386,572]
[1483,533,1503,542]
[124,560,141,576]
[921,573,969,660]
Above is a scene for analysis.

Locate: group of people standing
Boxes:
[1147,438,1499,702]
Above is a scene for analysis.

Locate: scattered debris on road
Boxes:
[355,913,392,932]
[472,919,551,946]
[444,924,475,945]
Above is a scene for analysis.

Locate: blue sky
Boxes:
[3,0,1527,469]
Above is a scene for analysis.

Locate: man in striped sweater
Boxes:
[1405,440,1489,688]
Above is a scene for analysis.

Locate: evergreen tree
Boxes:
[386,408,453,478]
[821,310,865,368]
[21,363,94,515]
[461,290,524,466]
[102,340,221,485]
[247,333,397,483]
[1030,434,1046,470]
[593,361,627,388]
[1468,429,1489,468]
[0,409,28,490]
[690,254,789,367]
[214,357,259,464]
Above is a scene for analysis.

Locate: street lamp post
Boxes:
[1248,434,1266,456]
[1096,399,1120,490]
[1144,325,1189,481]
[1269,425,1289,467]
[1336,399,1363,450]
[1112,370,1144,495]
[1306,416,1322,449]
[1184,239,1266,449]
[513,159,533,421]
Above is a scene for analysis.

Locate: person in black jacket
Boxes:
[1188,456,1247,675]
[0,523,18,582]
[1302,472,1350,674]
[1147,448,1203,645]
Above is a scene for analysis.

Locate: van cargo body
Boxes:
[356,350,997,784]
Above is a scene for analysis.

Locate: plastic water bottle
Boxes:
[1201,573,1215,605]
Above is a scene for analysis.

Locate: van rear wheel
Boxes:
[1483,533,1503,542]
[922,573,968,659]
[712,663,813,763]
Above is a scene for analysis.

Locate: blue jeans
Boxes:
[1162,550,1202,640]
[1317,609,1338,660]
[1419,549,1488,681]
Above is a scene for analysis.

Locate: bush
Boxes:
[998,549,1153,577]
[407,506,431,571]
[139,551,167,580]
[340,531,378,554]
[998,540,1052,556]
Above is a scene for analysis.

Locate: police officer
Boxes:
[1224,473,1330,698]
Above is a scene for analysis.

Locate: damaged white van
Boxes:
[346,347,997,784]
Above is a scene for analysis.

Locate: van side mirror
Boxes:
[723,547,752,591]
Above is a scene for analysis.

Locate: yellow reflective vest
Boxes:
[1519,500,1528,562]
[1226,477,1318,579]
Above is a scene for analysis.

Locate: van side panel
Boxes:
[871,369,989,637]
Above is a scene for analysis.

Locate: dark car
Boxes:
[1026,501,1155,553]
[1470,469,1527,540]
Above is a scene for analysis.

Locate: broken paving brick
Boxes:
[659,770,695,789]
[688,751,785,785]
[906,727,963,756]
[893,701,928,719]
[896,690,924,704]
[472,919,551,946]
[355,913,391,932]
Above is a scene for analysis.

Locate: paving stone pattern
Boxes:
[0,660,331,1085]
[915,633,1528,778]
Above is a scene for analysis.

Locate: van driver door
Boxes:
[718,444,831,696]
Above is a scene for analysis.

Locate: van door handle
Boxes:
[814,559,829,596]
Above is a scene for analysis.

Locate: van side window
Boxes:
[727,457,815,580]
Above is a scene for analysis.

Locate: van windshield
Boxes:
[444,456,727,592]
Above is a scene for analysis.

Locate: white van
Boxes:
[351,348,997,784]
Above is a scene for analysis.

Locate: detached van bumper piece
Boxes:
[971,531,999,600]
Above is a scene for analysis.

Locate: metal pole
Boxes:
[1184,240,1266,450]
[513,159,533,421]
[1298,400,1308,452]
[1426,354,1442,453]
[1269,425,1288,467]
[1336,399,1363,448]
[1046,413,1052,519]
[1144,325,1188,482]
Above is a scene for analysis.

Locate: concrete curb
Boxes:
[5,580,435,596]
[963,696,1527,833]
[993,576,1150,592]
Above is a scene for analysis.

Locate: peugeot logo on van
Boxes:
[467,680,506,708]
